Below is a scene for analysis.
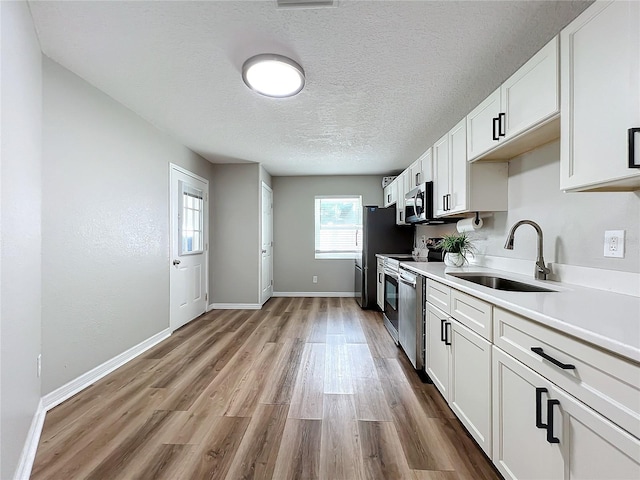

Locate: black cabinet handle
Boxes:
[493,117,500,141]
[444,321,452,346]
[535,387,548,429]
[531,347,575,370]
[499,112,506,137]
[440,318,447,342]
[629,128,640,168]
[416,172,420,185]
[378,273,382,283]
[546,399,560,444]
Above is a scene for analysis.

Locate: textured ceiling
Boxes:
[28,0,592,176]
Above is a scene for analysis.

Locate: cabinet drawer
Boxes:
[450,289,492,340]
[427,279,451,314]
[494,307,640,439]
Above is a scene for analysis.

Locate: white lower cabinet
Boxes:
[493,346,640,480]
[376,258,384,310]
[426,301,492,456]
[449,320,492,456]
[426,302,450,399]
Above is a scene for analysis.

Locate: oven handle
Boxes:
[384,268,398,278]
[399,277,416,287]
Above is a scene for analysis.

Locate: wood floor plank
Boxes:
[32,297,500,480]
[260,338,305,404]
[272,419,322,480]
[223,342,283,417]
[225,403,289,479]
[182,415,251,480]
[288,342,325,419]
[358,420,412,480]
[353,376,393,421]
[129,443,195,480]
[324,335,353,394]
[320,394,365,480]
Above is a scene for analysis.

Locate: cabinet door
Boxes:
[376,260,384,310]
[409,159,422,189]
[433,133,450,217]
[448,119,468,214]
[502,36,559,141]
[450,321,492,456]
[467,88,502,161]
[426,303,450,400]
[560,1,640,191]
[492,347,564,480]
[396,171,407,225]
[550,381,640,480]
[383,182,395,207]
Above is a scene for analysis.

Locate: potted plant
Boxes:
[438,232,475,267]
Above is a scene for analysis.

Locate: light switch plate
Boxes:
[604,230,625,258]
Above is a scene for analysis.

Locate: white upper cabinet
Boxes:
[383,177,397,207]
[396,170,408,225]
[434,119,508,217]
[409,148,433,189]
[560,0,640,191]
[467,36,560,162]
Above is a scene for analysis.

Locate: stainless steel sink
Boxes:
[448,273,556,293]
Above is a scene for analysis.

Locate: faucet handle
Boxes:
[535,261,551,280]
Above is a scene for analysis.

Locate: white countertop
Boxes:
[392,260,640,363]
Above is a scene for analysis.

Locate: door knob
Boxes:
[173,259,181,265]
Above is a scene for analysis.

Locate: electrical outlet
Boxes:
[604,230,625,258]
[37,354,42,378]
[312,275,318,284]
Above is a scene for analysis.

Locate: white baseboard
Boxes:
[13,399,46,480]
[209,303,262,310]
[273,292,357,297]
[41,328,171,411]
[206,303,216,312]
[15,328,172,480]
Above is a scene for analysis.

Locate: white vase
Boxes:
[444,252,465,267]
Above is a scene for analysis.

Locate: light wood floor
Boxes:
[32,297,501,480]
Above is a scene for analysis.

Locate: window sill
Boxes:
[315,252,360,260]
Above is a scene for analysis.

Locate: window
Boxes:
[179,181,204,255]
[314,195,363,259]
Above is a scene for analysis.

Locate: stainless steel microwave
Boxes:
[404,182,446,224]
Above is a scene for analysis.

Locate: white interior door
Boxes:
[170,164,208,331]
[261,182,273,304]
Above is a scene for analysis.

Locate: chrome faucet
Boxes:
[504,220,551,280]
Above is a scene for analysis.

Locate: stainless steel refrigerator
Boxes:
[354,206,414,309]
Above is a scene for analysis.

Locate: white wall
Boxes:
[41,58,214,395]
[0,2,43,478]
[417,140,640,275]
[272,175,383,294]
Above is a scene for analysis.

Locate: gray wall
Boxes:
[0,3,43,477]
[272,175,383,293]
[417,140,640,273]
[211,163,261,304]
[41,58,215,395]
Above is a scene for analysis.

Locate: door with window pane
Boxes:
[170,164,208,331]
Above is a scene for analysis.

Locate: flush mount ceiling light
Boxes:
[242,54,305,98]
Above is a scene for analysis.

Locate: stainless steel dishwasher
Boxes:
[398,266,427,377]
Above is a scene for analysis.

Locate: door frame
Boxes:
[169,163,209,332]
[259,181,273,305]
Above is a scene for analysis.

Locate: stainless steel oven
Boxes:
[382,260,401,343]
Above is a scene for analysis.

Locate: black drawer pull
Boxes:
[629,127,640,168]
[546,399,560,444]
[531,347,575,370]
[493,117,500,141]
[444,321,451,346]
[535,387,548,429]
[499,112,506,137]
